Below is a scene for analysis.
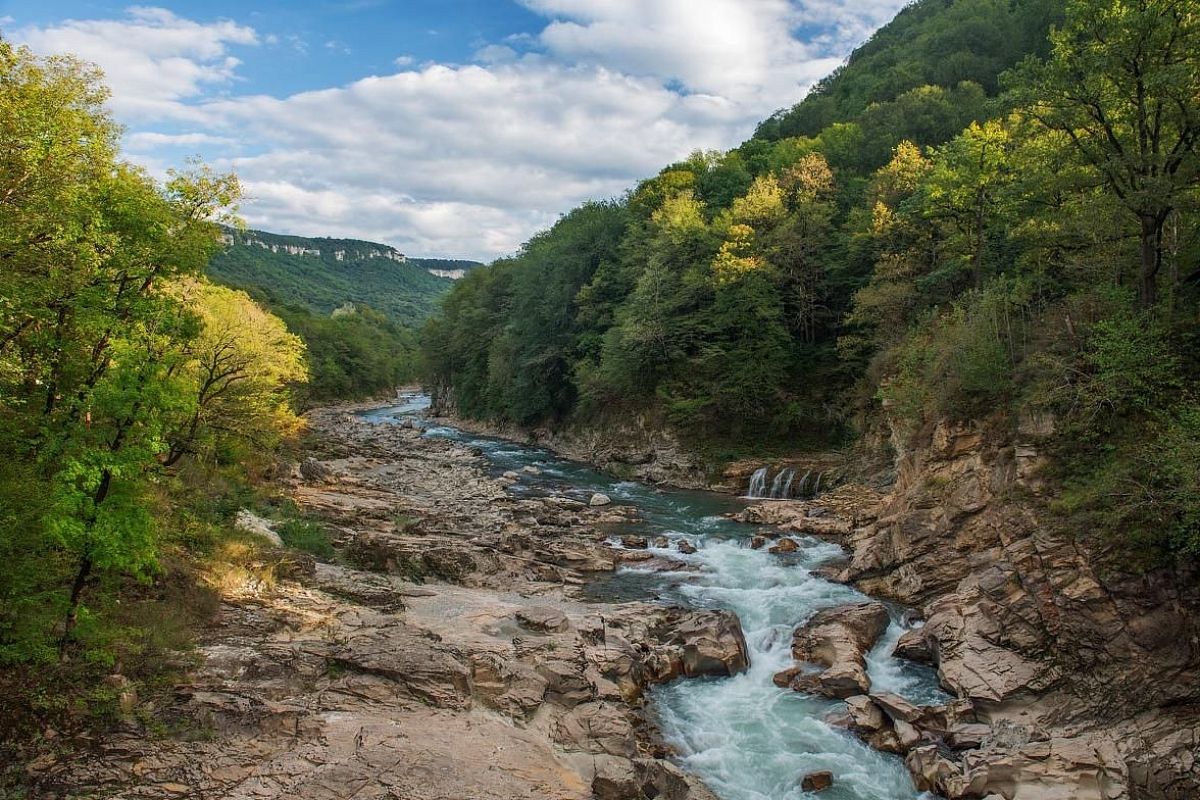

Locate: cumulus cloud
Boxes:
[12,1,907,260]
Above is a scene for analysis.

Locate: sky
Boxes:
[0,1,908,260]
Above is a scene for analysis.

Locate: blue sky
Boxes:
[1,1,908,259]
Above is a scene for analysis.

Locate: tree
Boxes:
[1013,0,1200,306]
[0,43,243,654]
[923,120,1015,288]
[164,281,306,466]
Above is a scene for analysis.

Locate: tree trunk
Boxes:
[1138,214,1163,308]
[58,468,112,657]
[59,553,94,657]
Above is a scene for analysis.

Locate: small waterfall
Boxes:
[747,466,833,500]
[747,467,768,498]
[769,467,793,499]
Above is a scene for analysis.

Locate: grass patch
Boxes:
[276,519,335,560]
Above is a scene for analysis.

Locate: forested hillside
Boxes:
[0,39,311,754]
[422,0,1200,561]
[208,230,480,400]
[208,229,463,325]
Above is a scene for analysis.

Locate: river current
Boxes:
[361,396,944,800]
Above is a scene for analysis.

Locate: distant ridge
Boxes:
[207,228,482,326]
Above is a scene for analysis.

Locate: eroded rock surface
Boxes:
[773,602,889,698]
[743,416,1200,799]
[27,405,742,800]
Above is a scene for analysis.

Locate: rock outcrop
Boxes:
[773,602,889,698]
[747,415,1200,799]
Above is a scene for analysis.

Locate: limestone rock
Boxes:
[769,537,799,554]
[590,492,613,506]
[778,603,889,698]
[233,509,283,547]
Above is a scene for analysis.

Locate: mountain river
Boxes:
[361,395,945,800]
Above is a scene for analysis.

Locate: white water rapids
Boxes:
[363,396,946,800]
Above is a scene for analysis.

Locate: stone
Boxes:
[892,627,935,663]
[750,535,768,550]
[233,509,283,547]
[780,603,890,699]
[769,537,799,554]
[844,695,884,732]
[590,492,612,506]
[946,722,991,750]
[801,770,834,791]
[299,457,334,482]
[870,692,923,724]
[537,660,593,707]
[621,536,649,549]
[677,539,697,554]
[515,606,571,633]
[653,609,751,679]
[654,536,670,548]
[503,470,520,479]
[521,465,541,475]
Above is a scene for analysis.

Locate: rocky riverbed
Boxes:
[734,418,1200,800]
[26,405,750,800]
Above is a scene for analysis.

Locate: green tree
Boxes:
[1013,0,1200,306]
[164,281,307,466]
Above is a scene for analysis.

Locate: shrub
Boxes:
[276,519,335,560]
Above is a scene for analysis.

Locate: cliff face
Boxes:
[429,406,717,489]
[838,414,1200,798]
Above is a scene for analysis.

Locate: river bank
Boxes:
[25,398,1197,800]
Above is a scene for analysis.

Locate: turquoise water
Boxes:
[361,396,945,800]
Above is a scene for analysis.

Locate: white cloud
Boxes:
[13,7,257,121]
[12,1,908,260]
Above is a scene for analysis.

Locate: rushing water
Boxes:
[361,395,946,800]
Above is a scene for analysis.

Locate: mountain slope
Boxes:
[206,228,480,326]
[754,0,1063,143]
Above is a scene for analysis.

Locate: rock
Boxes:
[515,606,570,633]
[649,609,750,679]
[780,603,890,699]
[503,470,520,479]
[521,465,541,475]
[892,627,935,663]
[654,536,670,548]
[621,536,649,549]
[590,492,613,506]
[750,536,768,550]
[946,722,991,749]
[844,695,885,732]
[299,457,334,482]
[470,654,547,720]
[552,702,636,756]
[769,537,799,554]
[801,770,834,792]
[333,622,473,709]
[233,509,283,547]
[537,661,593,707]
[870,692,922,724]
[677,539,697,554]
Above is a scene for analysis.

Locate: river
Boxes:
[362,395,945,800]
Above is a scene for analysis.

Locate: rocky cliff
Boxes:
[744,413,1200,798]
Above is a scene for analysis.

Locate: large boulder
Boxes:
[658,609,750,678]
[775,603,889,698]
